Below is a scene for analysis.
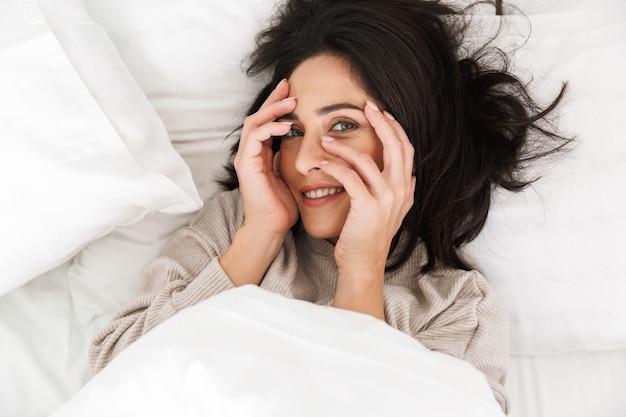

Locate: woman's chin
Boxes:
[302,223,340,244]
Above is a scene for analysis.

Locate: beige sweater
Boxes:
[90,188,509,413]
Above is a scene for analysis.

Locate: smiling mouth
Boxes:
[303,187,345,199]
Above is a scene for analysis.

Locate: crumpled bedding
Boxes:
[50,286,506,417]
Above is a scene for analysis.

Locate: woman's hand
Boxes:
[219,80,299,287]
[320,101,416,319]
[234,79,299,237]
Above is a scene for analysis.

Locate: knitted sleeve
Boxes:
[384,271,510,414]
[89,190,244,372]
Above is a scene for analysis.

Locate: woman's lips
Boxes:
[300,185,345,207]
[303,187,345,199]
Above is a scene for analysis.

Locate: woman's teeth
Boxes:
[303,188,344,199]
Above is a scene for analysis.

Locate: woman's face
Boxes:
[278,54,384,241]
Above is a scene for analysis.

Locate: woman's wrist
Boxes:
[219,225,286,287]
[333,264,386,320]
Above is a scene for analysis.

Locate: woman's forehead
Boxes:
[287,55,370,109]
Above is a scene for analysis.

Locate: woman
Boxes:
[90,0,569,413]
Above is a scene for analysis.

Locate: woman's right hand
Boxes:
[234,79,299,238]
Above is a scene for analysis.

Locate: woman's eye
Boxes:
[283,128,304,139]
[331,121,357,132]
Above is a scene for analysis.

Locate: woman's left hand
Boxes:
[320,101,415,319]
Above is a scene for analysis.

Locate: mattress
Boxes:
[508,349,626,417]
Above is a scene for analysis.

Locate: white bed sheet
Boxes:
[0,211,195,417]
[508,349,626,417]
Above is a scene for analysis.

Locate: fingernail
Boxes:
[279,121,293,125]
[320,160,329,166]
[366,100,380,112]
[281,96,296,102]
[321,136,334,142]
[383,110,395,120]
[275,78,287,89]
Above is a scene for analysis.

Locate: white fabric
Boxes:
[502,0,626,14]
[0,0,202,295]
[461,10,626,354]
[50,286,505,417]
[0,212,197,417]
[81,0,276,201]
[0,261,79,417]
[507,349,626,417]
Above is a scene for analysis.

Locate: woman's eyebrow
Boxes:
[317,102,362,115]
[279,102,363,121]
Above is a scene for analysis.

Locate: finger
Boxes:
[319,159,374,205]
[401,175,417,217]
[382,110,415,180]
[363,101,408,181]
[320,136,387,192]
[243,79,295,132]
[237,122,292,161]
[259,79,290,111]
[243,121,292,150]
[245,96,297,131]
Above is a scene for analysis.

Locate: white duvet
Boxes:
[50,286,504,417]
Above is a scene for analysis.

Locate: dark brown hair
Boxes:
[220,0,570,272]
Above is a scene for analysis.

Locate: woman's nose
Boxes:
[294,134,329,175]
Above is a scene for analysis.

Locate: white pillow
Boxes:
[50,286,505,417]
[462,11,626,354]
[501,0,626,14]
[0,0,202,295]
[82,0,278,200]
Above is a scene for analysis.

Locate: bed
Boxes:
[1,0,625,416]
